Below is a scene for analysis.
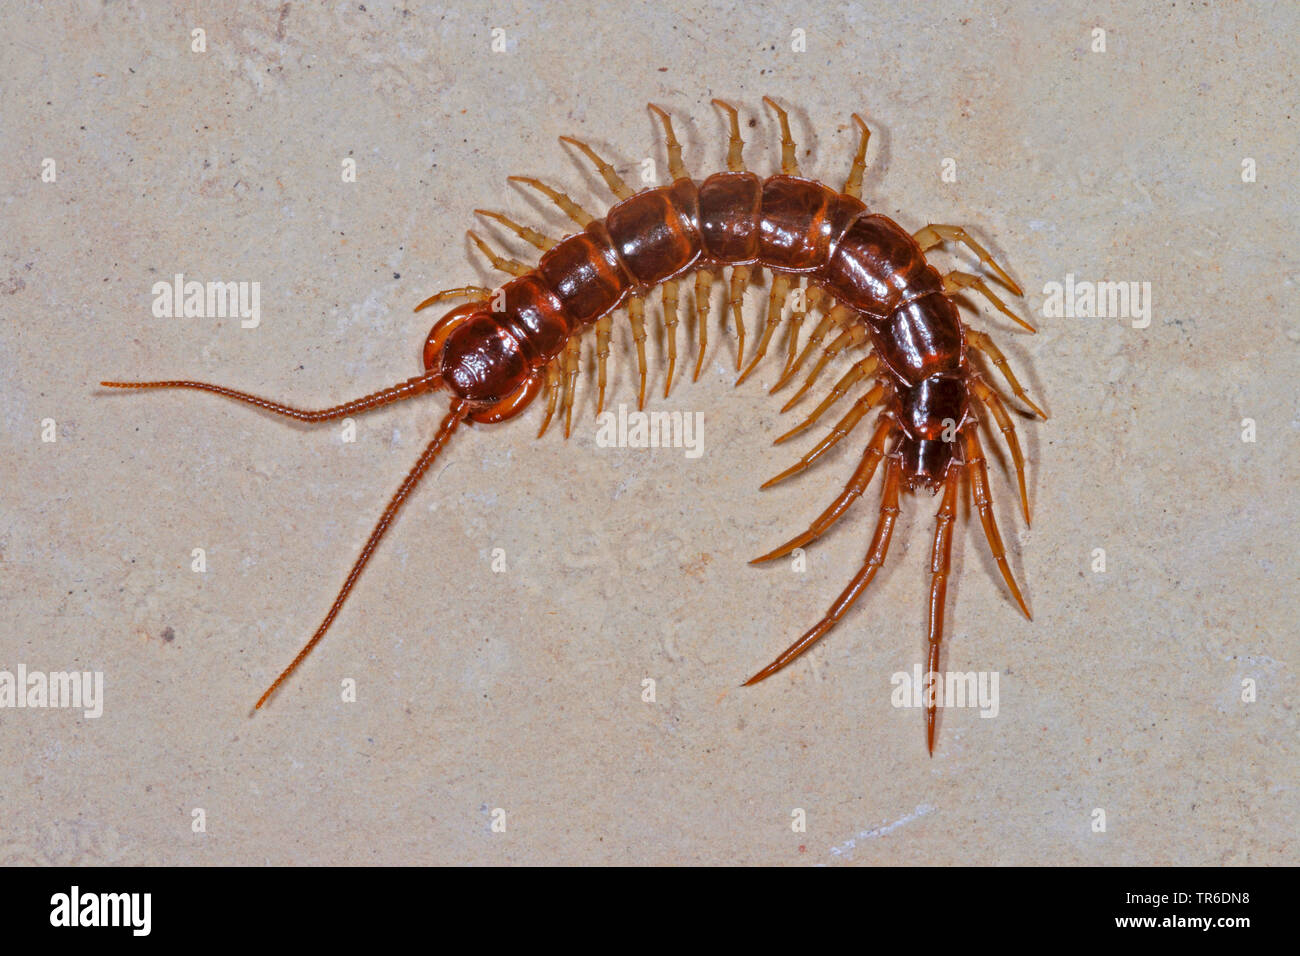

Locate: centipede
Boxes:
[102,98,1047,753]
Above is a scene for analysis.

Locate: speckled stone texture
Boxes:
[1,1,1295,865]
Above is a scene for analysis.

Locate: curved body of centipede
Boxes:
[103,98,1047,753]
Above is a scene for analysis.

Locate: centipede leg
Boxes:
[537,360,561,437]
[507,176,595,228]
[943,270,1037,333]
[255,403,468,709]
[693,268,714,381]
[773,303,851,395]
[843,113,872,200]
[776,355,880,445]
[751,418,896,563]
[962,429,1031,618]
[925,467,961,754]
[778,283,824,387]
[761,383,889,488]
[737,273,792,385]
[762,96,802,177]
[594,314,613,414]
[744,456,902,685]
[648,104,687,181]
[783,321,869,410]
[964,325,1048,419]
[474,209,557,251]
[413,286,491,312]
[728,265,752,371]
[626,294,648,410]
[970,376,1031,524]
[914,224,1023,296]
[467,230,531,277]
[561,336,581,438]
[559,136,634,200]
[662,279,680,397]
[712,99,746,172]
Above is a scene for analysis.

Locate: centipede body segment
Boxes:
[103,98,1047,754]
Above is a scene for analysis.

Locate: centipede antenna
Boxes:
[99,371,442,424]
[254,403,469,710]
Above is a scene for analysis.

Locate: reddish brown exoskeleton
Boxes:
[104,98,1046,753]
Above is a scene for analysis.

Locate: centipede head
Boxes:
[422,302,543,424]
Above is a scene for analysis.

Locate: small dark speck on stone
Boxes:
[161,626,175,642]
[393,272,400,279]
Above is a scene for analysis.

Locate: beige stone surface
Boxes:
[1,1,1295,865]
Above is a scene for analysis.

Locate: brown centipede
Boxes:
[102,97,1047,753]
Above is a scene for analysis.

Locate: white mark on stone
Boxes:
[829,804,935,858]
